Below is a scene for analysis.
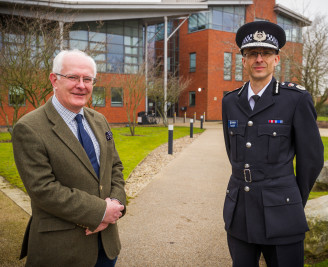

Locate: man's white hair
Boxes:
[52,49,97,77]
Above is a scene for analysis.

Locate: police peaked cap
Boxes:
[236,21,286,51]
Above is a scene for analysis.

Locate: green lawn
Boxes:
[318,116,328,122]
[0,126,204,192]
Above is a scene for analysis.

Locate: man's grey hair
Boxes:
[52,49,97,77]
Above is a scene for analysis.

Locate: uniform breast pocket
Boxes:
[262,186,308,239]
[229,125,246,162]
[258,124,291,163]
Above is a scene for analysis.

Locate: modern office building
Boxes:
[0,0,310,126]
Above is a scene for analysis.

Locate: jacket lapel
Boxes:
[84,109,108,180]
[44,98,99,182]
[237,82,252,117]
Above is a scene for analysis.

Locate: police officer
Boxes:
[222,21,324,266]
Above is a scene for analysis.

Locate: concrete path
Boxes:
[116,122,232,266]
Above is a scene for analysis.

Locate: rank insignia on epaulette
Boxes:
[296,85,306,90]
[268,120,283,124]
[288,83,294,87]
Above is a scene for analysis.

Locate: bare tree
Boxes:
[109,64,146,136]
[147,63,191,126]
[0,6,73,131]
[283,16,328,114]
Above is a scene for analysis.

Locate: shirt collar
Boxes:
[247,80,271,101]
[52,94,84,123]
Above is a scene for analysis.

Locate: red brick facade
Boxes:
[0,0,304,126]
[178,0,304,121]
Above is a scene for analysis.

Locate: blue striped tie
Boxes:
[75,114,99,177]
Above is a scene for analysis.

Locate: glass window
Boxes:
[235,54,243,81]
[210,6,245,33]
[111,87,123,107]
[277,15,302,43]
[224,52,232,80]
[9,86,25,106]
[92,87,106,107]
[188,12,208,33]
[189,91,196,107]
[190,53,196,72]
[69,20,143,74]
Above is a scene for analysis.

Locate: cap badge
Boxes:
[253,31,267,42]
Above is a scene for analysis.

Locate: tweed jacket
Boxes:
[222,78,324,245]
[12,98,126,267]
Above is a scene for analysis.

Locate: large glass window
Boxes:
[189,53,196,72]
[111,87,123,107]
[69,20,143,74]
[189,91,196,107]
[235,54,243,81]
[9,86,25,106]
[224,52,232,80]
[210,6,245,33]
[277,15,302,43]
[92,87,106,107]
[188,12,209,33]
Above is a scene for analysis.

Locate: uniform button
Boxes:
[226,189,230,194]
[244,186,250,192]
[246,142,252,148]
[248,121,253,126]
[230,131,234,135]
[244,163,250,168]
[286,198,290,203]
[273,132,277,136]
[99,185,103,191]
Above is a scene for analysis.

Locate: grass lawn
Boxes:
[318,116,328,122]
[0,126,204,192]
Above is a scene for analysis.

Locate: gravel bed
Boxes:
[125,134,200,198]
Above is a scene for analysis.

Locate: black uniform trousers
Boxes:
[227,234,304,267]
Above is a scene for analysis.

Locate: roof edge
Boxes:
[274,3,311,26]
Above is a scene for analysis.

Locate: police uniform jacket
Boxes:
[222,77,324,245]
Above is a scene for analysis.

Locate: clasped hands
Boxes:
[85,197,124,235]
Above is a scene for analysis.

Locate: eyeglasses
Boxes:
[243,51,276,60]
[55,73,97,85]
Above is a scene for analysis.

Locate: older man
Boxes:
[12,49,126,267]
[222,21,324,266]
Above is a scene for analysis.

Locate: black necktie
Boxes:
[75,114,99,177]
[252,95,260,109]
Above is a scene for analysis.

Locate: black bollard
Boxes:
[200,115,203,129]
[190,119,193,138]
[168,125,174,154]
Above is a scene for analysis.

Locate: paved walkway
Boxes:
[2,121,327,266]
[116,122,232,266]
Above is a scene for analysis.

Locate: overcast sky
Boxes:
[276,0,328,21]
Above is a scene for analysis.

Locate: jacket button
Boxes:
[246,142,252,148]
[273,132,277,136]
[244,186,250,192]
[248,121,253,126]
[99,185,103,191]
[230,131,234,135]
[244,163,250,168]
[226,189,230,194]
[286,198,290,202]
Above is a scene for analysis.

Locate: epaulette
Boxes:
[223,85,243,97]
[280,82,306,92]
